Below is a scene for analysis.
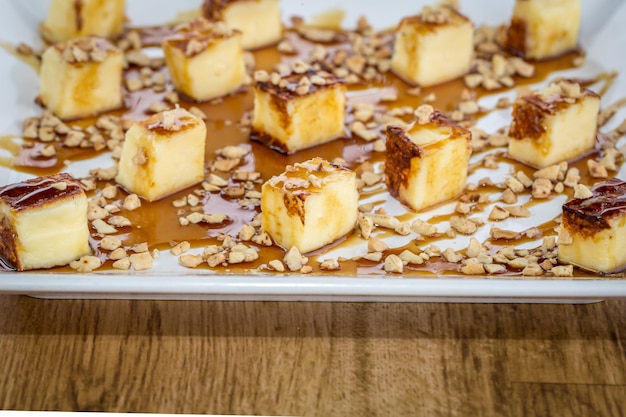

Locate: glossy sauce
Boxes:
[570,178,626,217]
[0,24,619,277]
[0,172,82,209]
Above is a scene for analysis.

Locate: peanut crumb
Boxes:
[70,255,102,273]
[268,259,285,272]
[574,184,593,199]
[490,228,518,240]
[100,236,122,251]
[129,252,153,271]
[92,219,116,235]
[109,248,128,261]
[358,215,374,239]
[398,250,424,265]
[123,194,142,211]
[131,242,149,253]
[461,262,485,275]
[552,265,574,277]
[320,259,341,271]
[587,159,609,178]
[383,254,404,273]
[284,246,305,272]
[112,257,131,270]
[179,254,204,268]
[450,216,478,235]
[368,237,388,253]
[170,241,191,256]
[363,252,383,262]
[414,105,434,125]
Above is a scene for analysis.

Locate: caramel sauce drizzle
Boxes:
[0,22,623,278]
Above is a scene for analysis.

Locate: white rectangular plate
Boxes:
[0,0,625,302]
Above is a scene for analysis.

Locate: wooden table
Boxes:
[0,295,625,416]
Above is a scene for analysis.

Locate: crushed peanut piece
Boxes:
[207,252,227,268]
[112,257,131,270]
[131,242,149,253]
[363,252,383,262]
[268,259,285,272]
[450,216,478,235]
[552,265,574,277]
[284,246,305,272]
[383,254,404,273]
[69,255,102,273]
[522,264,543,276]
[587,159,609,178]
[574,184,593,199]
[365,213,400,230]
[320,259,341,271]
[368,237,388,253]
[179,254,204,268]
[100,236,122,251]
[358,215,374,239]
[411,219,438,237]
[484,264,506,274]
[123,194,142,211]
[442,248,463,263]
[398,250,424,265]
[129,252,153,271]
[107,216,131,227]
[490,228,518,240]
[466,238,484,258]
[414,105,434,125]
[534,164,562,181]
[170,241,191,256]
[506,205,531,218]
[109,248,128,260]
[461,262,485,275]
[489,205,509,221]
[92,219,116,234]
[532,178,553,199]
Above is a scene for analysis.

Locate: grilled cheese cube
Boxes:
[40,0,126,43]
[385,106,471,212]
[508,80,600,169]
[115,108,207,202]
[506,0,580,60]
[202,0,282,50]
[558,178,626,273]
[40,37,123,120]
[163,18,246,102]
[251,70,346,154]
[261,158,359,254]
[0,173,91,271]
[391,5,473,87]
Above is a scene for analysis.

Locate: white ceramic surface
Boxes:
[0,0,625,302]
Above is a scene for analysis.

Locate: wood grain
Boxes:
[0,296,625,416]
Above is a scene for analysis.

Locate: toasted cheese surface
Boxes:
[0,173,91,271]
[509,80,599,140]
[261,158,359,253]
[562,178,626,238]
[558,178,626,273]
[202,0,282,49]
[163,18,239,54]
[251,70,347,154]
[391,5,474,87]
[41,0,126,43]
[508,80,600,168]
[506,0,581,60]
[115,108,207,201]
[385,108,471,211]
[163,17,245,101]
[0,173,84,211]
[40,36,123,120]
